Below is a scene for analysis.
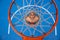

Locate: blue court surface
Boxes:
[0,0,60,40]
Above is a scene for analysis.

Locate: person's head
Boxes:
[29,11,35,18]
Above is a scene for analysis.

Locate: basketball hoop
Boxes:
[8,0,58,40]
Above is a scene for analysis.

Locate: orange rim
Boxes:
[8,0,58,40]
